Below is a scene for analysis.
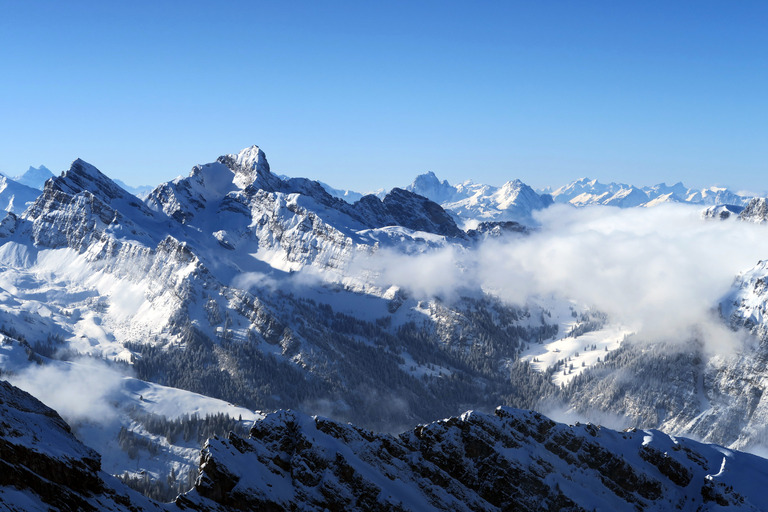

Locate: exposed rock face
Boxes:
[467,220,528,239]
[564,252,768,455]
[6,146,768,509]
[148,147,465,241]
[701,204,744,220]
[0,380,161,512]
[0,147,561,488]
[739,198,768,223]
[179,407,768,512]
[21,157,160,249]
[354,187,467,238]
[8,375,766,512]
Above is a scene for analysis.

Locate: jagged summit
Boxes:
[7,145,768,508]
[4,374,768,511]
[233,145,270,172]
[216,145,276,190]
[738,197,768,223]
[146,146,467,240]
[355,187,466,238]
[20,158,160,249]
[165,145,274,203]
[51,158,140,204]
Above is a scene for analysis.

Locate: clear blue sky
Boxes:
[1,1,766,193]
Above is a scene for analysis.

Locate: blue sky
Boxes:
[1,1,766,193]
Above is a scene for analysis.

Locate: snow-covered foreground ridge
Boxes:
[3,378,768,512]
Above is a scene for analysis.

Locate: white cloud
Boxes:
[9,358,124,425]
[359,203,768,354]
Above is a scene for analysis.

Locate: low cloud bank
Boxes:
[363,204,768,353]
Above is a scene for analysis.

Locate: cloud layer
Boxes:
[364,204,768,353]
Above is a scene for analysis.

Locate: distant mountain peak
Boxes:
[551,176,751,208]
[13,164,55,190]
[113,179,153,199]
[500,178,525,190]
[407,171,456,204]
[405,173,552,227]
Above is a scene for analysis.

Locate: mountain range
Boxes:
[5,162,755,226]
[2,145,768,508]
[400,173,755,227]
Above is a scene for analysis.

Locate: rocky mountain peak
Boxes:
[51,158,137,204]
[739,197,768,223]
[22,158,156,248]
[217,145,273,190]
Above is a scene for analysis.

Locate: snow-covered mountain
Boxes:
[0,146,572,493]
[405,171,553,227]
[321,173,754,229]
[5,145,768,504]
[12,165,55,189]
[184,406,768,511]
[551,177,752,208]
[399,173,752,227]
[737,197,768,223]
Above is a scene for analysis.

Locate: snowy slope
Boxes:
[738,197,768,223]
[404,172,752,227]
[0,174,43,213]
[0,379,166,512]
[0,147,574,495]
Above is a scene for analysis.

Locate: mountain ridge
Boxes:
[3,377,768,511]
